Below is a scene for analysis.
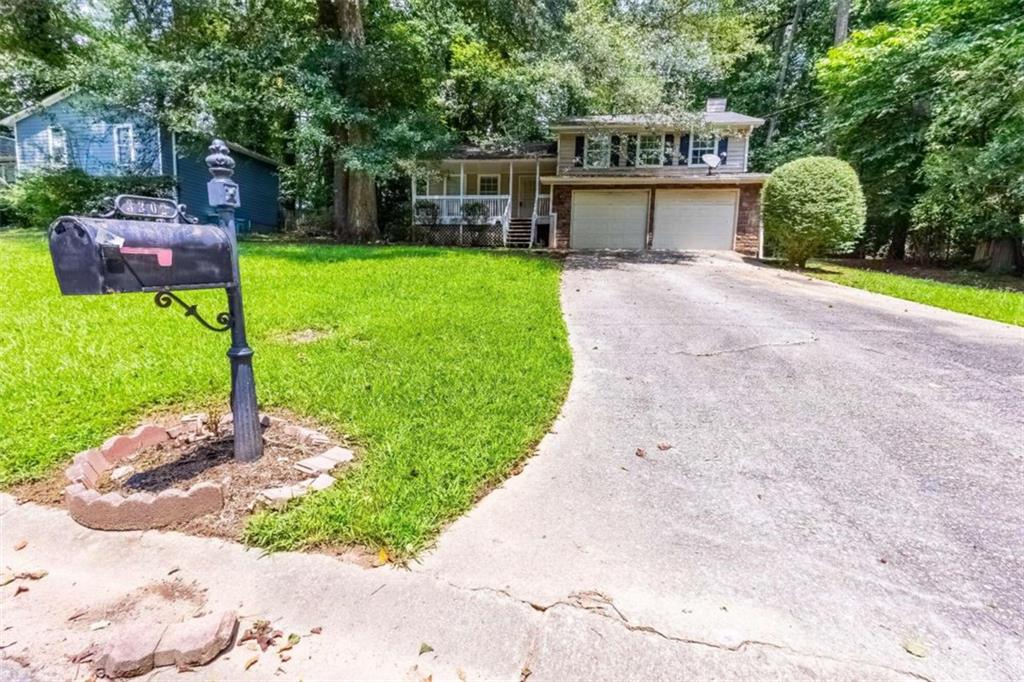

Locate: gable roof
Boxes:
[550,111,765,130]
[0,87,76,127]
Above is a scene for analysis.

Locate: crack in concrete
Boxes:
[669,336,818,357]
[447,582,935,682]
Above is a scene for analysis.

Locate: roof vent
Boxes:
[705,98,727,113]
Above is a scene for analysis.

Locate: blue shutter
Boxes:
[574,136,584,167]
[610,135,620,166]
[717,137,728,164]
[625,135,636,167]
[664,134,674,166]
[678,133,690,165]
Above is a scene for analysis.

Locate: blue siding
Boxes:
[159,126,175,179]
[14,94,162,176]
[175,137,280,232]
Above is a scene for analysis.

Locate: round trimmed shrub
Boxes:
[762,156,866,267]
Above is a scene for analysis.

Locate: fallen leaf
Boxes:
[13,540,26,551]
[903,638,928,658]
[0,572,14,587]
[20,570,46,580]
[244,655,259,671]
[376,548,389,565]
[635,448,646,458]
[89,620,111,631]
[419,642,434,656]
[278,633,300,654]
[310,626,322,635]
[279,654,291,662]
[457,668,467,681]
[67,608,88,621]
[13,585,28,597]
[656,442,673,451]
[167,566,180,575]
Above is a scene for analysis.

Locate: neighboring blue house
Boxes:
[0,89,281,232]
[0,135,14,183]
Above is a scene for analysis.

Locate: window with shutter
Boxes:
[637,134,663,167]
[689,135,716,165]
[584,134,611,168]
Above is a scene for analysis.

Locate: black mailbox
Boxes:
[49,215,235,295]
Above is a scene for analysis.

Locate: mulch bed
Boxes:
[14,412,341,541]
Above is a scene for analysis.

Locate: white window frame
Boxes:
[583,134,611,168]
[47,126,67,166]
[637,133,665,167]
[113,124,136,166]
[477,174,500,195]
[688,133,718,166]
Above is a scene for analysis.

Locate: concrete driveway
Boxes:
[416,252,1024,680]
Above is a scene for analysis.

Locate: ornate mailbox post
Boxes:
[47,139,263,462]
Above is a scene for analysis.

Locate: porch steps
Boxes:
[506,218,533,248]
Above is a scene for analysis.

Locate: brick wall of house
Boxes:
[552,183,762,254]
[734,184,761,257]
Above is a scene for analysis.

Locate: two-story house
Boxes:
[0,89,281,231]
[412,98,767,254]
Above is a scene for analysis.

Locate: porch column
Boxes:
[534,158,540,213]
[508,160,513,219]
[460,162,465,213]
[410,175,416,225]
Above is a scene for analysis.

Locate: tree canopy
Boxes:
[1,0,1019,268]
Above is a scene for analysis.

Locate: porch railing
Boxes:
[418,195,510,225]
[536,195,551,216]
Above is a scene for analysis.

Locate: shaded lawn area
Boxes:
[796,259,1024,326]
[0,231,572,555]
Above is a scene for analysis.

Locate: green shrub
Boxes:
[762,156,866,267]
[0,169,174,231]
[414,198,440,225]
[461,200,490,225]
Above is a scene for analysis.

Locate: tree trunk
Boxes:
[889,219,908,260]
[346,123,378,241]
[765,0,805,143]
[833,0,851,45]
[978,237,1024,274]
[319,0,378,241]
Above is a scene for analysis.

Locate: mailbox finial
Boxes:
[206,139,235,179]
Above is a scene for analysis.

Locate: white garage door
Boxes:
[571,190,648,250]
[652,190,737,251]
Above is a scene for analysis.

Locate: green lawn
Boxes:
[798,259,1024,326]
[0,231,572,555]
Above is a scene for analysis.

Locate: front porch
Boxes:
[412,156,557,248]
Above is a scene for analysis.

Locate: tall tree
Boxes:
[833,0,851,44]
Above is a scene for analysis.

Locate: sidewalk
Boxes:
[0,495,895,681]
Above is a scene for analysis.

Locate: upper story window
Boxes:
[478,175,499,195]
[689,134,716,165]
[584,134,611,168]
[113,124,136,166]
[637,134,664,166]
[47,126,67,166]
